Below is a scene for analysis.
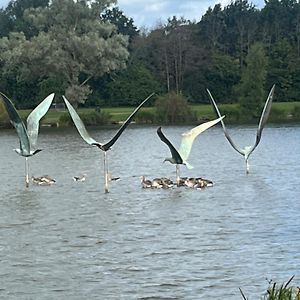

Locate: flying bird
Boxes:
[207,85,275,174]
[63,93,154,193]
[0,92,55,187]
[157,116,224,185]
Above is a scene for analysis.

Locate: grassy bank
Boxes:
[5,101,300,127]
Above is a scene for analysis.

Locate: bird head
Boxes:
[163,158,175,164]
[32,149,43,156]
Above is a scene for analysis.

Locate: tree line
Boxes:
[0,0,299,110]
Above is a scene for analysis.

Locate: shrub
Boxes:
[292,105,300,120]
[134,110,156,124]
[155,92,197,124]
[0,100,10,126]
[59,113,72,127]
[59,110,111,127]
[218,106,241,123]
[268,106,286,123]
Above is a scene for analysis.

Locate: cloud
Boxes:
[0,0,264,29]
[119,0,264,28]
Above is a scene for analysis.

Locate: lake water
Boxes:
[0,124,300,299]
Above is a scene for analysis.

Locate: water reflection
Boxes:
[0,125,300,299]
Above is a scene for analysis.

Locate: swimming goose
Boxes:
[140,176,152,188]
[32,175,56,186]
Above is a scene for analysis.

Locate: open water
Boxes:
[0,124,300,299]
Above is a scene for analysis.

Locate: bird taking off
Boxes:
[207,85,275,174]
[0,92,54,187]
[63,93,154,193]
[157,116,224,185]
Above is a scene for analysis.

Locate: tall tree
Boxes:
[197,4,225,52]
[101,6,138,47]
[237,43,268,118]
[5,0,49,38]
[223,0,259,67]
[0,0,129,106]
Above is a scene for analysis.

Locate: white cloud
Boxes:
[0,0,265,29]
[118,0,264,28]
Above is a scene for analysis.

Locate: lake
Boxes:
[0,124,300,299]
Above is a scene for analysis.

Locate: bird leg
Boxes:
[103,151,109,193]
[245,159,250,175]
[176,164,180,186]
[25,157,29,188]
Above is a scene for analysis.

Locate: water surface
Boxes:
[0,124,300,299]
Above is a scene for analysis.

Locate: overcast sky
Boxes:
[0,0,265,28]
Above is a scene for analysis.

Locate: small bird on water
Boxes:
[32,175,56,186]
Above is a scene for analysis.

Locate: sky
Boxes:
[0,0,265,29]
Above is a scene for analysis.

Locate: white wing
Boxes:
[63,96,99,146]
[27,93,55,149]
[178,116,224,162]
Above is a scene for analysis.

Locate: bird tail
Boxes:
[185,161,194,170]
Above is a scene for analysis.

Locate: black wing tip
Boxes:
[157,126,164,136]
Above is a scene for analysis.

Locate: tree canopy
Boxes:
[0,0,300,109]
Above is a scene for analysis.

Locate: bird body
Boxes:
[157,116,224,184]
[184,177,213,189]
[207,85,275,173]
[0,92,55,187]
[151,178,164,188]
[1,92,54,157]
[140,176,152,188]
[158,116,224,168]
[73,174,86,182]
[63,93,154,192]
[32,175,56,186]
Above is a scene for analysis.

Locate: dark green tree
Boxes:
[5,0,49,38]
[197,4,225,52]
[106,64,162,106]
[223,0,259,67]
[0,8,13,37]
[266,39,292,101]
[101,6,138,46]
[237,43,268,118]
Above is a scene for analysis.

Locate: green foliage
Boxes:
[101,6,138,46]
[106,64,162,106]
[38,77,66,100]
[205,53,240,103]
[291,105,300,119]
[0,0,129,106]
[0,100,9,125]
[59,110,111,127]
[2,0,300,108]
[236,43,268,119]
[240,277,300,300]
[266,39,293,102]
[134,110,156,124]
[262,277,300,300]
[268,106,286,123]
[155,92,197,124]
[217,106,241,123]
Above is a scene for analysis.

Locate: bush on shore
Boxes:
[59,110,111,127]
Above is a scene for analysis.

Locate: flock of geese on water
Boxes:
[0,84,275,193]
